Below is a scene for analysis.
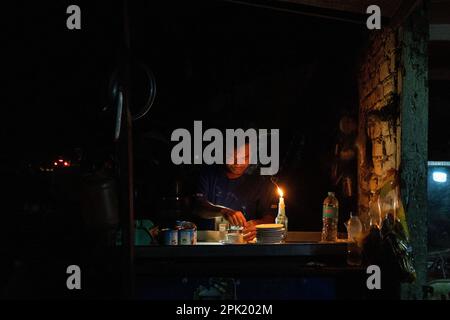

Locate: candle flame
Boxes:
[277,187,283,197]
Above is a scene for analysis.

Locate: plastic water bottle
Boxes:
[345,213,363,266]
[321,192,339,242]
[345,213,363,241]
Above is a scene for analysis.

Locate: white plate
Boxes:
[256,224,284,230]
[256,230,284,233]
[257,230,284,234]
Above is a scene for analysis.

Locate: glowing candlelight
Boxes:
[277,187,285,215]
[277,187,283,198]
[275,186,288,236]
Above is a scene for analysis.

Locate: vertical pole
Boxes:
[119,0,135,298]
[399,2,429,300]
[122,105,135,298]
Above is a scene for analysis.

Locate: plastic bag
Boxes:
[380,213,416,283]
[363,169,416,283]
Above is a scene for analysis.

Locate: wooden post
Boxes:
[398,2,429,300]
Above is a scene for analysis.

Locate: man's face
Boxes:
[225,143,250,176]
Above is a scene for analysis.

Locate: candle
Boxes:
[276,186,288,238]
[277,187,285,214]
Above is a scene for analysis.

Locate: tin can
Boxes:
[160,228,178,245]
[178,228,197,245]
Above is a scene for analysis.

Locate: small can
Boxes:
[178,228,197,245]
[160,228,178,245]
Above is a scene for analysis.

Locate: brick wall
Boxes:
[357,5,429,298]
[356,27,401,228]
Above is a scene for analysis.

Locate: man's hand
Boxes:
[243,219,259,241]
[243,215,275,242]
[223,210,247,227]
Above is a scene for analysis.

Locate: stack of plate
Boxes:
[255,224,285,244]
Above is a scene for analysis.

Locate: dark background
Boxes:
[3,0,364,231]
[8,0,439,299]
[429,80,450,160]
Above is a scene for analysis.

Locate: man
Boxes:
[193,142,277,241]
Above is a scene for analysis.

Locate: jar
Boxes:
[226,226,244,244]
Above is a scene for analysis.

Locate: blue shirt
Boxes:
[195,166,278,230]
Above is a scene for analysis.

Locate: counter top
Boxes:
[136,232,349,259]
[134,231,367,298]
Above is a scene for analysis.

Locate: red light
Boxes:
[63,161,69,167]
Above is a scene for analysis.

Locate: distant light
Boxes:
[54,162,58,166]
[433,171,447,183]
[63,161,69,167]
[58,159,64,163]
